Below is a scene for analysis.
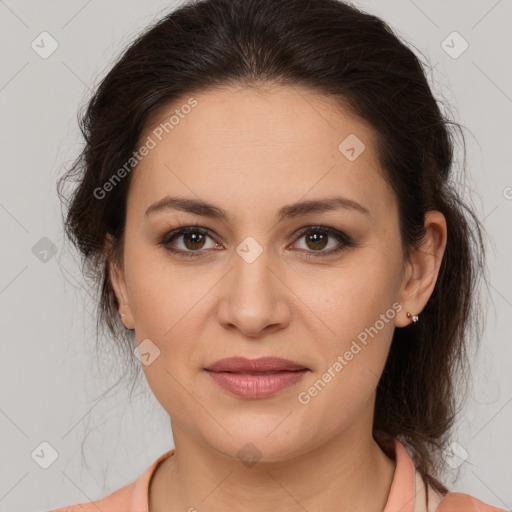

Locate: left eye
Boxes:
[293,226,351,254]
[159,225,353,258]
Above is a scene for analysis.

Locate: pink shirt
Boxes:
[51,439,505,512]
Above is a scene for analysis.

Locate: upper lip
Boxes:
[205,357,308,373]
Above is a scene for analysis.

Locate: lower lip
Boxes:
[205,370,308,399]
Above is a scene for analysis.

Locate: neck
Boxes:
[149,421,396,512]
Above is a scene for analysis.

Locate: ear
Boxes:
[105,233,135,330]
[395,210,448,327]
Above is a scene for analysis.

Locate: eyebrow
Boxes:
[144,195,370,222]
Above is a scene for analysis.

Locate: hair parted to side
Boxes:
[57,0,488,499]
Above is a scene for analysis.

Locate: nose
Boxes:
[216,247,291,338]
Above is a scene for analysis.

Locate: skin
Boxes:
[108,84,447,512]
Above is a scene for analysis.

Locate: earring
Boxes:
[406,312,419,324]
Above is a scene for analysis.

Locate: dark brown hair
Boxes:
[57,0,488,499]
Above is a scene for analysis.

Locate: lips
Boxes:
[204,357,309,399]
[204,356,308,373]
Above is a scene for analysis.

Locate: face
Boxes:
[110,84,414,461]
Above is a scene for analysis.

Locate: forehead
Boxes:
[128,84,393,221]
[141,84,376,156]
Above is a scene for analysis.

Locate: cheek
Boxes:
[297,246,401,395]
[124,244,204,335]
[123,244,212,377]
[294,265,399,433]
[308,252,400,336]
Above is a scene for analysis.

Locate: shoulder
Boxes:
[49,481,136,512]
[435,491,507,512]
[49,448,176,512]
[415,466,504,512]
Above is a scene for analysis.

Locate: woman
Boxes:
[52,0,505,510]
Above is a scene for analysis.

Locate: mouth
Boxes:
[217,370,301,375]
[204,357,309,399]
[204,356,309,373]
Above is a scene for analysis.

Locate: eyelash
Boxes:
[158,224,355,259]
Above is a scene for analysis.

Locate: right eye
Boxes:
[159,226,223,257]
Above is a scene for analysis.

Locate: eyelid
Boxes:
[159,224,354,258]
[292,225,352,246]
[159,225,222,257]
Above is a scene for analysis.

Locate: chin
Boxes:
[202,424,308,464]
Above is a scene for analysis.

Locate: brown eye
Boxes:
[292,226,354,257]
[160,226,221,257]
[304,231,329,251]
[159,225,353,259]
[182,231,207,250]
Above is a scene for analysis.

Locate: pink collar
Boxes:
[128,438,429,511]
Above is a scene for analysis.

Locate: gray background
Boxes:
[0,0,511,510]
